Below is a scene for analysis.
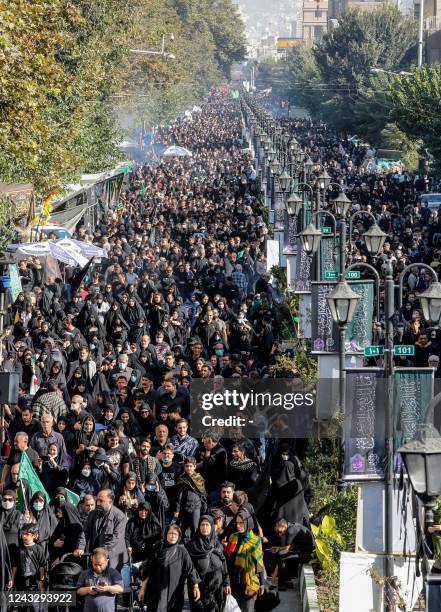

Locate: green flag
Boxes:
[66,488,80,506]
[140,180,145,200]
[17,451,50,508]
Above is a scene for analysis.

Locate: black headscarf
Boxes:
[75,414,100,448]
[0,490,20,533]
[134,501,162,538]
[30,492,58,542]
[51,495,82,528]
[186,514,216,558]
[236,510,254,534]
[143,472,169,529]
[158,524,181,564]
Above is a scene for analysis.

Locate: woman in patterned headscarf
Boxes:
[225,511,265,612]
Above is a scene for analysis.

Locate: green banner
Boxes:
[394,368,434,449]
[345,281,374,353]
[311,280,374,354]
[66,488,80,506]
[17,451,50,509]
[320,235,340,281]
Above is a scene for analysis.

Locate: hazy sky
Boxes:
[238,0,302,41]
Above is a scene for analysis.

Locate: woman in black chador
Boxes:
[125,501,163,563]
[186,515,230,612]
[139,524,201,612]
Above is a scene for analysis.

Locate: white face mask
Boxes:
[33,502,44,512]
[82,468,91,478]
[281,454,289,461]
[1,500,14,510]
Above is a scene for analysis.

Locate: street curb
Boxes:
[299,564,320,612]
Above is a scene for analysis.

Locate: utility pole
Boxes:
[384,260,395,611]
[418,0,424,68]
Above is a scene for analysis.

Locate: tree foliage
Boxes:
[380,122,420,172]
[287,45,325,118]
[389,66,441,163]
[263,6,417,137]
[0,0,80,192]
[0,0,246,195]
[312,6,417,131]
[351,73,392,144]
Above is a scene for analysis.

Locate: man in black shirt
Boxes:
[158,445,182,506]
[10,523,45,592]
[198,431,228,503]
[158,378,190,419]
[8,407,42,441]
[266,518,314,586]
[104,430,130,477]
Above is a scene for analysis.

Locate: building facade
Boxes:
[302,0,329,43]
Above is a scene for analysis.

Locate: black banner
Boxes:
[311,281,340,353]
[344,368,386,480]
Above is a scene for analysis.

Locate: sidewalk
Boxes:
[279,578,303,612]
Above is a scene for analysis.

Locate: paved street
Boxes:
[279,580,302,611]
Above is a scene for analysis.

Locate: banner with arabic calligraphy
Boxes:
[311,280,374,354]
[295,238,313,292]
[320,235,340,281]
[344,368,385,480]
[345,281,374,354]
[394,368,434,450]
[311,281,339,353]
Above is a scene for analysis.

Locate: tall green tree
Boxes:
[313,6,417,131]
[0,0,80,192]
[204,0,246,77]
[390,67,441,163]
[0,0,246,195]
[352,73,392,144]
[286,45,326,118]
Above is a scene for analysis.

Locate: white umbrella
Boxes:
[163,145,193,158]
[7,238,107,267]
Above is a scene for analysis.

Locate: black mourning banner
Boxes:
[344,368,386,480]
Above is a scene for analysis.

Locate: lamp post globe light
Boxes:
[363,223,388,256]
[278,169,291,193]
[286,192,302,217]
[333,191,352,218]
[270,160,281,175]
[398,424,441,525]
[304,157,314,174]
[418,281,441,325]
[318,168,331,190]
[300,223,322,255]
[326,281,360,326]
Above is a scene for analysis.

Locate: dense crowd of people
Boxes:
[5,86,441,610]
[0,96,314,612]
[273,107,441,371]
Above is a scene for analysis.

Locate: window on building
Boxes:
[314,25,323,41]
[315,10,322,17]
